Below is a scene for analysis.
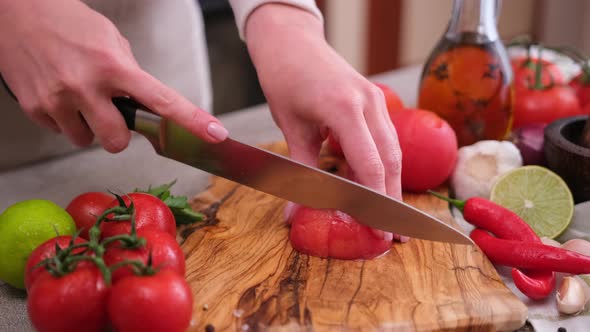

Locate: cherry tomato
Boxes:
[513,85,583,129]
[27,266,108,332]
[104,229,185,283]
[568,72,590,107]
[24,235,88,291]
[511,57,565,90]
[390,108,458,192]
[327,82,404,156]
[100,193,176,239]
[66,192,113,239]
[108,270,193,332]
[288,205,392,260]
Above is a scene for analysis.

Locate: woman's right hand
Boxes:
[0,0,228,152]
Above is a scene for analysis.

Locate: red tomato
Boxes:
[104,229,185,283]
[568,72,590,107]
[327,82,404,156]
[27,266,108,332]
[374,82,405,113]
[108,270,193,332]
[390,109,458,192]
[66,192,113,239]
[24,236,88,291]
[288,206,392,260]
[513,85,583,129]
[511,57,565,90]
[100,193,176,239]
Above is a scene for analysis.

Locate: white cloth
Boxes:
[452,202,590,332]
[0,0,321,170]
[229,0,323,39]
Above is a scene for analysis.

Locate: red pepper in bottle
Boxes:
[429,192,555,299]
[470,229,590,274]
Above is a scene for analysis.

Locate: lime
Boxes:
[0,199,76,289]
[490,166,574,239]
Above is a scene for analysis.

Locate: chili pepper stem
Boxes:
[427,190,465,212]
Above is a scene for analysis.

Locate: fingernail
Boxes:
[284,201,298,224]
[207,122,229,142]
[371,228,384,239]
[400,236,410,243]
[383,232,394,242]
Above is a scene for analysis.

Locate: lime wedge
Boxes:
[490,166,574,239]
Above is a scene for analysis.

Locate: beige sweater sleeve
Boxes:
[228,0,323,40]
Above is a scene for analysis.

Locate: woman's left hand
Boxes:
[245,4,403,201]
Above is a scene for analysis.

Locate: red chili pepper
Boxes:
[471,229,590,274]
[511,269,556,300]
[429,192,555,299]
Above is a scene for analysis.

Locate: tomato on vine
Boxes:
[24,235,88,291]
[513,48,583,129]
[103,228,185,283]
[66,192,113,239]
[100,193,176,239]
[108,270,193,332]
[27,265,109,332]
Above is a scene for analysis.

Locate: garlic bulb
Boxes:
[557,276,589,315]
[450,140,523,200]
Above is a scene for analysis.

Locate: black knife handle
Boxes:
[0,73,146,131]
[112,97,142,131]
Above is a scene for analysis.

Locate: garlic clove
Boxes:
[561,239,590,256]
[541,237,561,247]
[578,275,590,303]
[557,276,589,315]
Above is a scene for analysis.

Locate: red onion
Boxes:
[509,123,547,166]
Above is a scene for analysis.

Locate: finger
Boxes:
[371,228,394,242]
[283,125,322,167]
[79,95,131,153]
[392,233,410,243]
[364,91,403,200]
[282,123,323,224]
[335,112,386,194]
[27,112,61,134]
[115,68,228,143]
[50,109,94,147]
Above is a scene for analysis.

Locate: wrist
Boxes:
[245,3,324,44]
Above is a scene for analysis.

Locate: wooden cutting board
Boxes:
[180,142,527,331]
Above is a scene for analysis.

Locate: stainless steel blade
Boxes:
[133,108,473,246]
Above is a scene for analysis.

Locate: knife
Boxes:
[111,97,472,245]
[0,74,471,245]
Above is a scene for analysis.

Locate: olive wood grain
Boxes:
[181,141,527,331]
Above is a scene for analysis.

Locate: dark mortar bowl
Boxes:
[544,115,590,203]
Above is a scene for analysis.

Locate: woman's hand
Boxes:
[245,4,403,200]
[0,0,227,153]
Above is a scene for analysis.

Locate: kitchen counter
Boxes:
[0,65,422,331]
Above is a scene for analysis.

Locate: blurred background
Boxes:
[201,0,590,115]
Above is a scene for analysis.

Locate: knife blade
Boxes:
[112,97,472,246]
